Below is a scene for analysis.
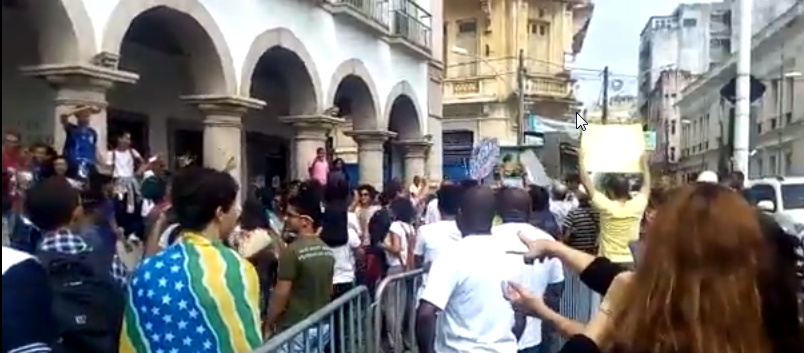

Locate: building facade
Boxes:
[638,1,733,116]
[676,1,803,179]
[439,0,592,160]
[645,69,697,175]
[2,0,440,188]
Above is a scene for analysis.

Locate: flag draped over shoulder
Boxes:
[120,233,262,353]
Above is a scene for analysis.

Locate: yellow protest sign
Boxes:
[581,124,645,173]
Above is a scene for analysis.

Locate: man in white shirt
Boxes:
[548,183,576,230]
[413,184,462,299]
[416,186,526,353]
[423,180,452,225]
[104,132,144,232]
[423,197,439,225]
[493,187,565,353]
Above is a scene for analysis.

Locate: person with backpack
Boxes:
[2,246,58,353]
[26,177,127,353]
[381,197,418,353]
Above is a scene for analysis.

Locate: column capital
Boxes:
[280,115,345,129]
[21,63,139,86]
[344,129,398,143]
[280,115,345,140]
[398,138,432,158]
[22,63,139,106]
[182,94,265,116]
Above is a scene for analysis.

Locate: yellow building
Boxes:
[442,0,593,146]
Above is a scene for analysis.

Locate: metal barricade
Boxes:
[372,268,426,353]
[251,285,373,353]
[554,268,595,349]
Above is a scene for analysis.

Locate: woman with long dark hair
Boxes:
[321,178,363,297]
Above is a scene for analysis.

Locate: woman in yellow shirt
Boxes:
[578,148,651,267]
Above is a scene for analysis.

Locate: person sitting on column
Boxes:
[309,147,329,186]
[60,105,104,181]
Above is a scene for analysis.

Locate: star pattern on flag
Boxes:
[129,249,220,353]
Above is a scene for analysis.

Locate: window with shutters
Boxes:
[453,20,478,77]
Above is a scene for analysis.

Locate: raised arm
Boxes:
[638,152,651,197]
[577,148,598,197]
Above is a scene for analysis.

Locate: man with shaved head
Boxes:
[494,187,564,353]
[416,184,525,353]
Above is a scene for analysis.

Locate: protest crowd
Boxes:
[2,104,804,353]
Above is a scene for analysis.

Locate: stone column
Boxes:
[399,139,431,186]
[21,64,139,154]
[183,95,265,188]
[345,130,397,189]
[426,115,444,184]
[280,115,344,181]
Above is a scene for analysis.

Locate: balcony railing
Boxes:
[524,76,570,99]
[389,0,432,51]
[328,0,391,29]
[443,78,499,103]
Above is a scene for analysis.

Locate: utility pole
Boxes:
[601,66,610,124]
[516,49,526,145]
[776,49,784,175]
[733,0,753,174]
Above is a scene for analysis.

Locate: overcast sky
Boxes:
[574,0,716,105]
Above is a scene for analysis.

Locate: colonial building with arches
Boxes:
[2,0,444,187]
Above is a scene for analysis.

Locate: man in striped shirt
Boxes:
[560,191,600,254]
[2,246,57,353]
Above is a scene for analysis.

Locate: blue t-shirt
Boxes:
[63,124,98,163]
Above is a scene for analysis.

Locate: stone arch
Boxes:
[15,0,97,63]
[240,28,322,115]
[101,0,237,94]
[326,59,381,130]
[384,80,424,140]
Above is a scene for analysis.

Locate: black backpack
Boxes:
[38,240,125,353]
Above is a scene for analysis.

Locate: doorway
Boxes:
[246,132,288,187]
[172,129,203,168]
[107,109,148,155]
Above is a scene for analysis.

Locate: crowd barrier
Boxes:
[372,269,426,353]
[554,269,596,349]
[252,286,373,353]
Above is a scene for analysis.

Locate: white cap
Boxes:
[697,171,719,184]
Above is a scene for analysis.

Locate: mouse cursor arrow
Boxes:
[575,112,588,131]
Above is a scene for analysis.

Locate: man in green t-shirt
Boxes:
[265,181,334,338]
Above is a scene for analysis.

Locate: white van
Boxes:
[746,176,804,237]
